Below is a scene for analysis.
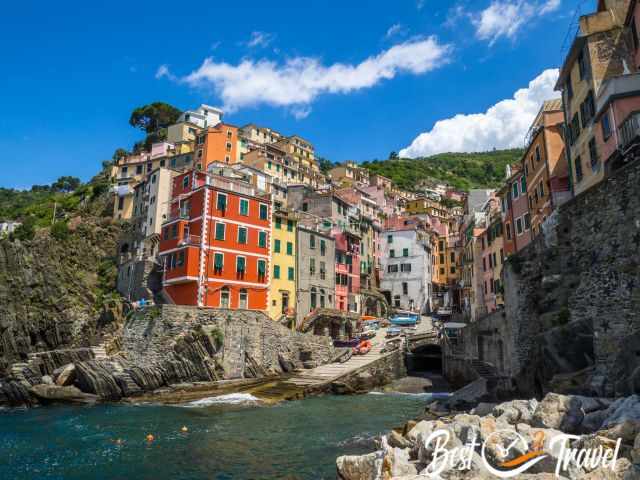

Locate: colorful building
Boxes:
[159,169,271,309]
[195,123,239,169]
[555,0,634,196]
[268,209,297,321]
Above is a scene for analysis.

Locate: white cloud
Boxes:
[181,36,452,114]
[473,0,562,44]
[246,31,274,48]
[155,64,176,81]
[385,23,407,39]
[399,68,559,158]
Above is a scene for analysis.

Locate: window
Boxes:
[439,253,445,264]
[493,252,497,267]
[136,165,143,175]
[236,256,246,274]
[275,217,282,229]
[302,202,308,212]
[539,181,544,198]
[390,249,395,258]
[516,217,524,235]
[220,287,230,308]
[171,224,178,239]
[309,234,316,249]
[402,282,408,295]
[535,145,541,163]
[310,287,317,309]
[238,227,247,244]
[440,267,445,275]
[524,213,531,230]
[274,239,281,253]
[258,231,267,248]
[506,223,512,240]
[309,258,315,275]
[257,259,266,280]
[319,261,326,280]
[118,197,124,210]
[387,235,393,243]
[213,252,224,273]
[570,113,581,145]
[287,220,294,232]
[578,48,588,80]
[387,264,398,273]
[520,175,526,193]
[320,239,326,256]
[288,267,294,281]
[217,193,227,211]
[589,137,599,170]
[450,252,455,262]
[450,266,456,274]
[239,289,248,309]
[239,198,249,216]
[575,155,583,182]
[259,204,268,220]
[601,111,612,141]
[176,250,185,267]
[182,176,189,189]
[401,263,411,272]
[394,295,400,308]
[512,182,519,199]
[483,257,487,271]
[274,265,281,279]
[286,242,293,255]
[163,227,169,241]
[489,255,493,268]
[500,248,504,263]
[403,248,409,257]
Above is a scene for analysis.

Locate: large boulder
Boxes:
[73,361,123,400]
[532,393,584,432]
[336,451,382,480]
[493,399,538,425]
[29,384,98,404]
[602,396,640,429]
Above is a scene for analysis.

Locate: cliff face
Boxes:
[0,203,125,376]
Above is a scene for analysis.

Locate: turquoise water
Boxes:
[0,393,432,480]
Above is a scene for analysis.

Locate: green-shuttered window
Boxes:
[215,223,225,241]
[275,217,282,229]
[287,220,294,232]
[274,239,281,253]
[213,252,224,272]
[288,267,294,281]
[286,242,293,255]
[217,193,227,211]
[258,259,266,279]
[238,227,247,244]
[258,231,267,248]
[239,198,249,216]
[236,256,246,273]
[259,204,268,220]
[273,265,280,279]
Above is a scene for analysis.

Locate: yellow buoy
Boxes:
[181,426,188,433]
[146,434,155,442]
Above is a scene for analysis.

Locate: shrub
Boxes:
[50,221,70,241]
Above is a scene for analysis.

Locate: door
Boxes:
[281,292,289,314]
[239,289,248,309]
[220,287,230,308]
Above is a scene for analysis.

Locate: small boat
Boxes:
[353,339,372,355]
[359,329,377,340]
[390,316,417,327]
[386,327,402,338]
[333,338,360,348]
[361,315,377,321]
[362,320,380,330]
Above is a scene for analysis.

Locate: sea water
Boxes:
[0,392,435,479]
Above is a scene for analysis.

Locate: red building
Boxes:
[159,169,271,310]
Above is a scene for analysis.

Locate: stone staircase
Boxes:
[91,344,108,361]
[471,359,499,390]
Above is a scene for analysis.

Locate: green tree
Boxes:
[112,148,128,161]
[51,176,81,193]
[389,151,399,160]
[129,102,182,134]
[317,157,335,174]
[50,221,70,241]
[12,217,36,242]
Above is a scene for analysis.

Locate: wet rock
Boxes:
[74,361,123,400]
[387,430,412,449]
[29,384,98,404]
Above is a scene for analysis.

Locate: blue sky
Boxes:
[0,0,594,189]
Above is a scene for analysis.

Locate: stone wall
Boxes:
[464,158,640,397]
[332,350,406,393]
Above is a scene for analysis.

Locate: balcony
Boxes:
[620,112,640,149]
[166,211,191,222]
[596,72,640,118]
[178,235,201,246]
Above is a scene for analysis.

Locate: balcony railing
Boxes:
[620,112,640,149]
[178,235,201,246]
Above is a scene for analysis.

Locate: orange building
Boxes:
[159,169,271,310]
[195,123,239,170]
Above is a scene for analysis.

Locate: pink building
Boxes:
[503,170,532,253]
[333,228,360,312]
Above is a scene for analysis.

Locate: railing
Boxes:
[166,211,191,222]
[620,112,640,149]
[178,235,201,246]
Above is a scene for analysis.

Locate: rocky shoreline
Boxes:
[336,392,640,479]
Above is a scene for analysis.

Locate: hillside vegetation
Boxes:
[361,149,523,191]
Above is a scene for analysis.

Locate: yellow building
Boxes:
[405,196,448,219]
[268,209,297,321]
